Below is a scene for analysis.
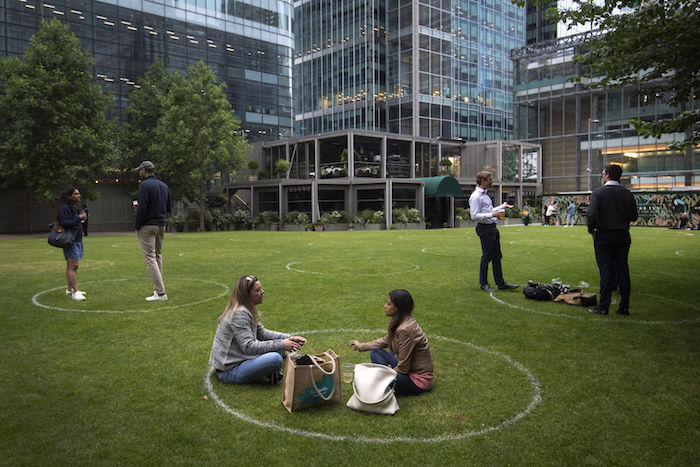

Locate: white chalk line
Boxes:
[286,260,419,276]
[31,278,229,313]
[488,291,699,325]
[204,328,541,444]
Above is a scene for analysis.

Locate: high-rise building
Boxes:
[512,31,699,193]
[0,0,295,141]
[293,0,525,141]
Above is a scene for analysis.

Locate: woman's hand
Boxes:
[349,340,360,351]
[283,338,303,352]
[290,336,306,346]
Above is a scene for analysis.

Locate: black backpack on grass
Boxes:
[523,281,566,301]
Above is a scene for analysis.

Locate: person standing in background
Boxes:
[587,164,638,316]
[565,201,576,227]
[469,171,519,293]
[135,160,171,301]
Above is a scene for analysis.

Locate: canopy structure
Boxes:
[419,176,463,198]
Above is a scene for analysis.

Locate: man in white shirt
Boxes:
[469,171,519,293]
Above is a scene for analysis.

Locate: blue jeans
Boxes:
[475,223,504,286]
[566,213,575,226]
[216,352,284,385]
[370,349,425,396]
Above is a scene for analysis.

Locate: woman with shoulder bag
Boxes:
[57,187,87,300]
[350,289,434,396]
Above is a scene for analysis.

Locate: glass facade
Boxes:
[512,31,700,192]
[294,0,524,141]
[0,0,295,141]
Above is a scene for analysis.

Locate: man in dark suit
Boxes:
[586,164,638,315]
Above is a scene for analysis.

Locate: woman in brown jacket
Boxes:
[350,289,434,396]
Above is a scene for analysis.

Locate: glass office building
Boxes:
[0,0,295,141]
[512,31,700,193]
[293,0,524,141]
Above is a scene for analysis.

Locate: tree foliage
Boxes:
[0,19,116,227]
[517,0,700,150]
[121,57,171,173]
[124,60,248,231]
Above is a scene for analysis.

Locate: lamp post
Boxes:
[587,118,599,191]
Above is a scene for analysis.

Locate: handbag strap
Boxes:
[307,351,337,401]
[351,379,395,405]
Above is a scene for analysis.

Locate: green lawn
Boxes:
[1,226,698,465]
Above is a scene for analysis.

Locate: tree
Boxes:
[121,57,171,173]
[0,19,116,232]
[520,0,699,151]
[150,61,248,231]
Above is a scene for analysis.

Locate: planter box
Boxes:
[255,224,279,231]
[280,224,306,231]
[323,223,350,231]
[353,223,385,230]
[392,222,425,230]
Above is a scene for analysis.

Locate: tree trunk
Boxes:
[199,184,206,232]
[26,189,34,234]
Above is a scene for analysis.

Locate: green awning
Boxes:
[420,176,463,198]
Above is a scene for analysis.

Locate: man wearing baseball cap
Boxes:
[135,160,171,301]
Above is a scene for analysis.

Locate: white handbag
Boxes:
[346,363,399,415]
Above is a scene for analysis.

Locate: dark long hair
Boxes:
[387,289,414,338]
[59,187,80,214]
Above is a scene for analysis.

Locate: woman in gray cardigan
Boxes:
[209,275,306,384]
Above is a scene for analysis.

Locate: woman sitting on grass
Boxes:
[350,289,434,396]
[209,275,306,385]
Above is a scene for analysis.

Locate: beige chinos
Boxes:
[137,225,165,295]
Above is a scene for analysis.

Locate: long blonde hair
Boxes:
[218,275,259,324]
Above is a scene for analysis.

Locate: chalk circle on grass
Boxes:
[286,259,419,276]
[488,290,699,325]
[31,278,229,313]
[205,328,541,444]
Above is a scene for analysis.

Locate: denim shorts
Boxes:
[63,239,84,261]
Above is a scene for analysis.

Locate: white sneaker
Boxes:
[146,292,168,301]
[72,291,86,301]
[66,289,86,295]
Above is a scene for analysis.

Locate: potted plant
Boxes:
[352,209,385,230]
[247,160,259,181]
[455,207,473,227]
[281,211,310,231]
[254,210,280,230]
[321,210,349,230]
[391,207,425,230]
[275,159,290,178]
[440,157,452,175]
[312,218,325,231]
[258,169,270,180]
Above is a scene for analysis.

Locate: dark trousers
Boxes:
[594,231,631,311]
[476,223,504,286]
[370,349,425,396]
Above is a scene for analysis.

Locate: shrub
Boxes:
[231,210,251,230]
[455,207,470,222]
[186,210,212,231]
[209,209,228,230]
[352,209,384,224]
[392,206,424,224]
[282,211,310,225]
[255,210,280,224]
[320,210,348,224]
[167,214,185,232]
[506,204,521,218]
